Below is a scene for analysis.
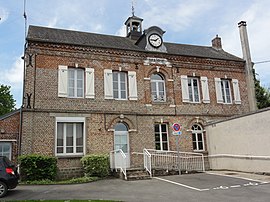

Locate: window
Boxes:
[215,78,241,104]
[151,73,166,102]
[104,69,138,100]
[192,124,204,151]
[113,71,127,100]
[56,117,85,156]
[114,123,129,153]
[221,80,232,104]
[181,76,210,103]
[68,68,84,98]
[58,66,95,98]
[0,142,11,159]
[188,77,200,103]
[154,124,169,151]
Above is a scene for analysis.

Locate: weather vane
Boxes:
[131,0,135,16]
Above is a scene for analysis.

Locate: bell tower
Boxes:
[125,1,143,40]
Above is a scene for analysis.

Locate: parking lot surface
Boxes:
[4,171,270,202]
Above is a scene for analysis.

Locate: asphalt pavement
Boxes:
[3,171,270,202]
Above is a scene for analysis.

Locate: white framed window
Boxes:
[192,124,204,151]
[221,80,232,104]
[113,71,128,100]
[55,117,85,156]
[151,73,166,102]
[188,77,200,103]
[0,142,12,160]
[58,66,95,98]
[154,124,169,151]
[68,68,84,98]
[104,69,138,100]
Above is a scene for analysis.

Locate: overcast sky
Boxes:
[0,0,270,108]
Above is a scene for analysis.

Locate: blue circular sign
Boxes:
[172,123,181,132]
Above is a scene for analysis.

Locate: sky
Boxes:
[0,0,270,108]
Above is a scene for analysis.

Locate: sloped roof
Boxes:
[0,109,20,121]
[27,25,243,62]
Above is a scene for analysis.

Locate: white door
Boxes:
[114,123,130,168]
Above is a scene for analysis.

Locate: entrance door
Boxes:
[114,123,130,168]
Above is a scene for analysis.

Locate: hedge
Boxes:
[81,154,110,177]
[18,154,57,181]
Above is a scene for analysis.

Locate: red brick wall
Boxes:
[21,42,250,169]
[0,111,20,162]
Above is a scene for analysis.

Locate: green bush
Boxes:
[18,154,57,181]
[81,154,110,177]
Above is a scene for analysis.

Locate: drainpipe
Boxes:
[238,21,257,111]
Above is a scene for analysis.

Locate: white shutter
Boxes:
[104,69,113,99]
[58,65,68,97]
[128,71,138,100]
[232,79,241,104]
[181,75,189,102]
[85,68,95,99]
[201,77,210,103]
[215,78,223,103]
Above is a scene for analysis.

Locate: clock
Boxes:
[148,33,162,48]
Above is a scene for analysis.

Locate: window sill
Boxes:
[56,154,84,159]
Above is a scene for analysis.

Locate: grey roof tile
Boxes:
[27,25,243,62]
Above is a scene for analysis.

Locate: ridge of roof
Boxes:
[27,25,244,62]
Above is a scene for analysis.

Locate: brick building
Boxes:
[21,15,255,176]
[0,109,20,162]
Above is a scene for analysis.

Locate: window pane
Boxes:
[151,74,162,80]
[121,144,128,153]
[115,135,121,144]
[163,143,168,151]
[57,123,64,147]
[158,82,164,92]
[155,143,161,150]
[198,142,203,150]
[66,147,73,153]
[76,147,83,153]
[66,123,73,146]
[57,147,63,153]
[161,124,166,132]
[154,124,159,132]
[155,133,160,141]
[162,133,167,141]
[198,134,203,141]
[76,123,83,146]
[193,142,197,150]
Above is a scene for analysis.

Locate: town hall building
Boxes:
[19,14,256,177]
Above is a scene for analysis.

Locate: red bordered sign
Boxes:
[172,123,181,132]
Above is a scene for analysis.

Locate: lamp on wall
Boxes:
[0,129,5,134]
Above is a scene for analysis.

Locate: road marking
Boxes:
[206,172,267,183]
[230,185,241,188]
[153,177,202,191]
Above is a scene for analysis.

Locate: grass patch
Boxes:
[20,176,100,185]
[5,200,120,202]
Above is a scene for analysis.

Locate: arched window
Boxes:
[191,124,204,151]
[151,73,166,102]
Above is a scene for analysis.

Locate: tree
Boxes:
[254,74,270,109]
[0,84,16,116]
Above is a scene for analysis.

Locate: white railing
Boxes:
[143,148,152,177]
[144,149,205,173]
[110,149,127,180]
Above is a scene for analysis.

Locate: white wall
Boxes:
[206,108,270,173]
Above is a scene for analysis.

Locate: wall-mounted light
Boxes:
[0,129,5,134]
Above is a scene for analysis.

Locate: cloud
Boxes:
[115,25,126,37]
[0,7,9,23]
[2,56,24,89]
[141,0,216,32]
[220,1,270,87]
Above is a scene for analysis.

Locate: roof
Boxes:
[0,109,20,121]
[27,25,244,62]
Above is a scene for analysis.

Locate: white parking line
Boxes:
[153,177,203,191]
[206,172,268,183]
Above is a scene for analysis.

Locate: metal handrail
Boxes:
[110,149,127,180]
[143,148,152,177]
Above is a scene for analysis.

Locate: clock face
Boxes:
[148,34,162,48]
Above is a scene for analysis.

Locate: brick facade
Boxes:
[0,110,20,162]
[21,19,251,178]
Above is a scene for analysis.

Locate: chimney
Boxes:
[212,35,222,50]
[238,21,257,111]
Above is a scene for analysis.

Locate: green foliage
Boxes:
[254,75,270,109]
[18,154,57,181]
[20,176,99,185]
[0,84,16,116]
[81,154,110,177]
